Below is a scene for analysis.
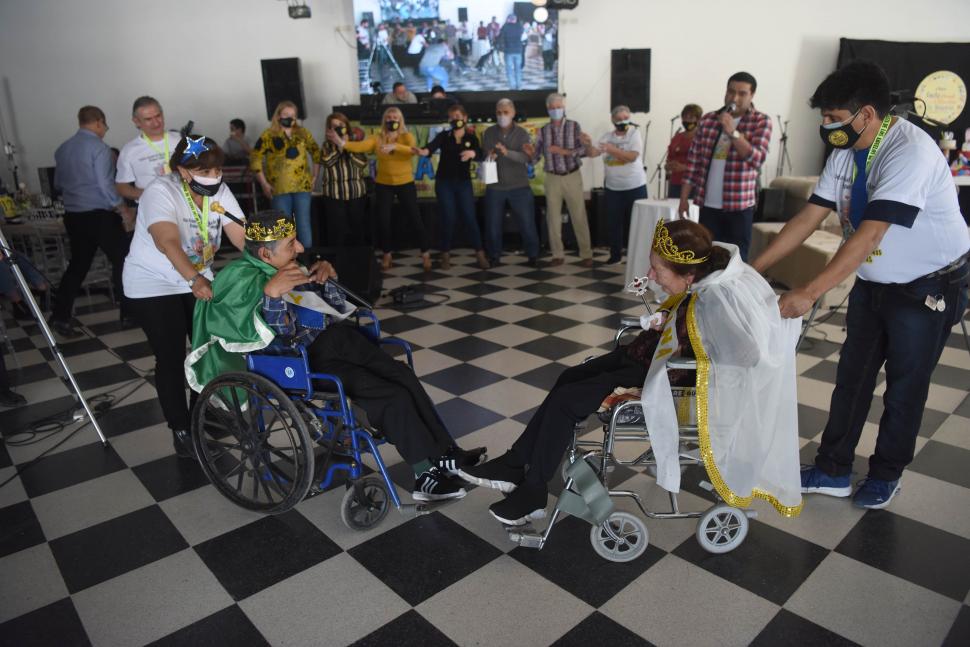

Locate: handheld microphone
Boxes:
[179,120,195,137]
[717,102,737,115]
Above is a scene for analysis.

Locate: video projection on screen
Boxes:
[353,1,559,96]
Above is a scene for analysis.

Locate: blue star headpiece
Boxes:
[180,136,209,162]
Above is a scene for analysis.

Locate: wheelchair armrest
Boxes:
[379,337,414,369]
[667,357,697,370]
[619,316,641,329]
[355,309,381,342]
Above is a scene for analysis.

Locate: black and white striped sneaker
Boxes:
[413,467,467,502]
[433,445,488,475]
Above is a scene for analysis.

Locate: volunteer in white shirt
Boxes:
[584,105,648,264]
[122,135,245,459]
[115,96,182,203]
[752,61,970,510]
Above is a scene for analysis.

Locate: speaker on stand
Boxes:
[260,58,306,120]
[610,49,651,114]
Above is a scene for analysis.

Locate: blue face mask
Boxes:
[548,108,564,121]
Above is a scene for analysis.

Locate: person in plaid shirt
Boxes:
[678,72,771,260]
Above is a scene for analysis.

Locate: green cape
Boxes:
[184,251,277,392]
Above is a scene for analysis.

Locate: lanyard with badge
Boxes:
[840,114,893,232]
[142,133,171,174]
[180,182,213,270]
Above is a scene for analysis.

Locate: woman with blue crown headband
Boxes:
[123,135,246,459]
[459,219,803,526]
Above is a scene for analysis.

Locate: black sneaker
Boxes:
[51,319,83,339]
[171,429,196,460]
[434,445,487,474]
[488,482,548,526]
[526,257,539,267]
[605,254,622,265]
[457,451,524,493]
[413,467,467,501]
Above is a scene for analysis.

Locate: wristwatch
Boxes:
[730,129,742,140]
[188,273,204,287]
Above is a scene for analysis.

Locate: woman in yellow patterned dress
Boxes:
[250,101,320,246]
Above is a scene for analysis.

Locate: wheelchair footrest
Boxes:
[507,526,544,549]
[397,503,430,518]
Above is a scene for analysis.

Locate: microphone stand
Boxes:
[774,115,792,179]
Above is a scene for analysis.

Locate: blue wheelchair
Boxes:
[189,308,426,531]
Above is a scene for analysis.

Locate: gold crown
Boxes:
[652,220,709,265]
[245,218,296,242]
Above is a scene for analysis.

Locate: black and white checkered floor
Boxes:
[1,248,969,646]
[360,54,558,95]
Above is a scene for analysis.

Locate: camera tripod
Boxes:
[0,227,107,444]
[775,115,792,179]
[365,40,404,88]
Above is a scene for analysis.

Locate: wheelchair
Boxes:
[506,316,757,562]
[189,308,428,531]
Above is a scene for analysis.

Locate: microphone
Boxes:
[670,114,680,123]
[210,201,245,227]
[717,102,737,115]
[179,120,194,137]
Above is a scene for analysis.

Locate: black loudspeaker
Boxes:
[302,246,383,302]
[361,11,374,24]
[260,58,306,121]
[458,7,468,22]
[611,49,651,113]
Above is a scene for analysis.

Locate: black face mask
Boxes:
[819,109,864,149]
[385,120,400,131]
[614,121,630,132]
[334,125,348,137]
[279,117,295,128]
[450,118,466,130]
[683,122,697,132]
[188,177,221,197]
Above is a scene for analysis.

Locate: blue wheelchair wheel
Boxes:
[191,372,314,513]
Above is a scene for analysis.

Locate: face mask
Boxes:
[497,115,512,128]
[188,174,222,197]
[614,121,630,132]
[682,122,697,132]
[279,117,295,128]
[333,125,348,137]
[385,120,400,131]
[548,108,564,121]
[819,109,864,149]
[450,118,466,129]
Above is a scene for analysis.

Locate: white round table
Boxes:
[624,198,700,286]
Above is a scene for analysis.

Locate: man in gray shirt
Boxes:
[482,98,539,266]
[52,106,131,338]
[382,82,418,105]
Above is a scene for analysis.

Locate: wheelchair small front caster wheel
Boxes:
[589,511,649,562]
[340,475,390,531]
[695,504,749,554]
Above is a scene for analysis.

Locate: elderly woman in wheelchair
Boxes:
[459,219,803,542]
[184,210,485,524]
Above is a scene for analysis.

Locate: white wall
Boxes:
[2,0,969,193]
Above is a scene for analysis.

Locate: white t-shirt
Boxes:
[703,116,740,209]
[812,118,969,283]
[598,127,647,191]
[116,131,182,190]
[408,34,426,54]
[123,175,240,298]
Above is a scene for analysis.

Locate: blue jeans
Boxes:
[435,178,482,251]
[698,205,754,261]
[816,264,969,481]
[504,52,523,89]
[272,191,313,247]
[419,64,449,91]
[484,186,538,261]
[605,184,647,258]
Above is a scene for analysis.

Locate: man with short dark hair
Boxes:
[115,96,181,203]
[223,118,251,160]
[678,72,771,260]
[382,81,418,105]
[752,61,969,509]
[51,106,131,337]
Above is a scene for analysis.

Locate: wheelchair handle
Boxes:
[619,316,641,329]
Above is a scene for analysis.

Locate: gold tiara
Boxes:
[245,218,296,242]
[652,220,709,265]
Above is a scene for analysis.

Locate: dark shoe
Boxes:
[549,257,564,267]
[580,258,594,268]
[489,257,501,267]
[172,429,196,460]
[526,257,539,268]
[439,252,451,270]
[413,467,467,501]
[0,388,27,407]
[488,482,548,526]
[800,466,851,497]
[475,250,491,269]
[605,255,622,265]
[458,451,524,493]
[434,445,487,474]
[11,300,33,320]
[852,478,901,509]
[51,319,83,339]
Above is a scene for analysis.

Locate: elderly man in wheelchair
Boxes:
[184,210,486,520]
[460,219,803,544]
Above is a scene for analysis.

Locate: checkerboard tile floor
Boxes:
[1,248,969,646]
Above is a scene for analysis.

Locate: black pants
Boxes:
[322,196,366,246]
[306,324,452,464]
[128,292,197,431]
[375,182,429,253]
[698,206,754,261]
[0,348,10,391]
[511,347,648,486]
[53,210,128,322]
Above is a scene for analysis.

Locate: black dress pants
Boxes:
[375,182,430,253]
[53,210,128,322]
[306,324,452,464]
[511,347,648,486]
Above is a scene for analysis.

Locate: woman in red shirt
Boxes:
[665,103,703,198]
